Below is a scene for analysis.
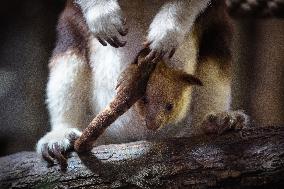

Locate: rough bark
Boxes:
[1,126,283,189]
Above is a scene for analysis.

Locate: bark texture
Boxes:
[1,126,284,189]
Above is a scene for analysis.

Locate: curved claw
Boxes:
[144,50,157,63]
[97,36,107,46]
[152,51,166,63]
[143,40,152,48]
[142,40,175,62]
[168,48,176,59]
[52,143,68,171]
[112,36,126,47]
[42,143,68,171]
[105,37,119,48]
[42,144,55,167]
[116,27,128,36]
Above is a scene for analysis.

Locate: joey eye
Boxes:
[141,96,148,104]
[165,103,173,112]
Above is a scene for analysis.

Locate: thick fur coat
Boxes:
[36,1,248,162]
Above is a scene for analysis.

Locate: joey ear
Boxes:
[180,73,203,86]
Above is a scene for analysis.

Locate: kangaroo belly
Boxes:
[89,1,199,144]
[89,38,153,144]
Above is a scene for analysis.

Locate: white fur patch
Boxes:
[88,39,146,142]
[36,127,82,153]
[46,51,91,129]
[147,0,211,53]
[37,51,89,154]
[90,39,122,113]
[78,0,125,38]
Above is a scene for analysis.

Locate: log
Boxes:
[1,126,284,189]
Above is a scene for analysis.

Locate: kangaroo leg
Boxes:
[36,3,91,170]
[190,1,248,135]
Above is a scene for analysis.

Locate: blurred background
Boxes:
[0,0,283,156]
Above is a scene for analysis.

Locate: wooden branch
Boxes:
[1,126,284,188]
[75,49,157,152]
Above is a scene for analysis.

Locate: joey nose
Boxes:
[146,121,160,131]
[145,118,160,131]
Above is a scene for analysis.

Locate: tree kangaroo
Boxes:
[36,0,249,168]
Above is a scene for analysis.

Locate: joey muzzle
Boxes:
[145,114,164,131]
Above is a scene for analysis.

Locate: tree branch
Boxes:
[1,126,284,188]
[74,48,157,152]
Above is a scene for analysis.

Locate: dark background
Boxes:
[0,0,65,155]
[0,0,283,156]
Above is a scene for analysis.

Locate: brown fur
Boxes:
[190,0,233,133]
[135,0,233,132]
[49,0,90,68]
[198,1,233,59]
[49,0,233,134]
[135,61,202,130]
